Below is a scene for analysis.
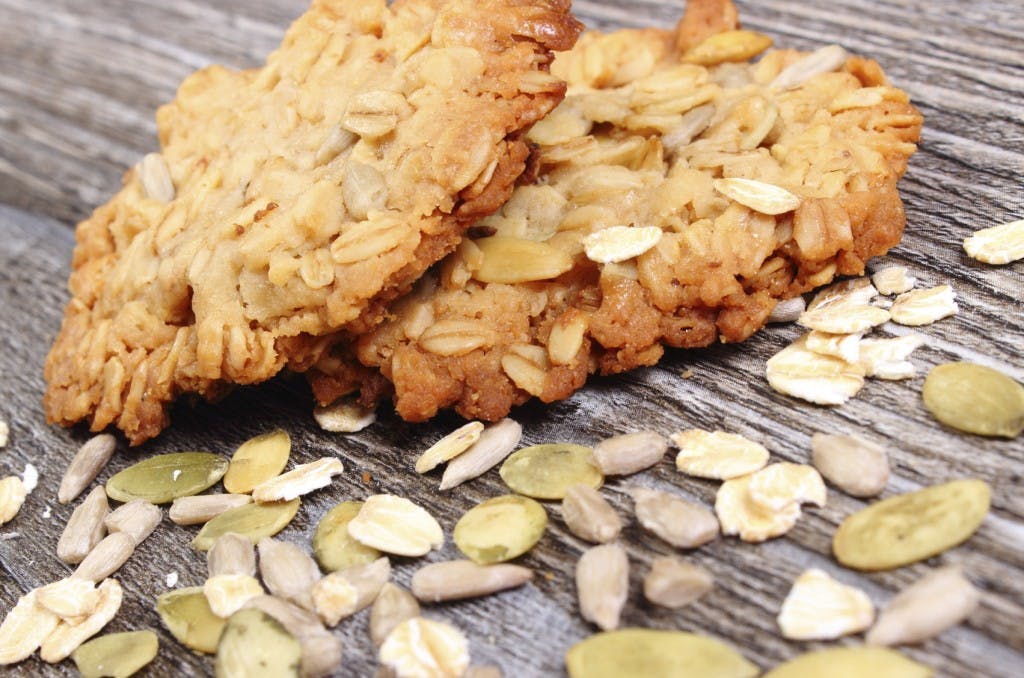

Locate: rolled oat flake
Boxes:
[922,362,1024,438]
[500,443,603,500]
[72,630,159,678]
[454,494,547,564]
[106,452,228,504]
[215,608,302,678]
[565,629,758,678]
[833,479,990,570]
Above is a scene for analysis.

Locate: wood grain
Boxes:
[0,0,1022,676]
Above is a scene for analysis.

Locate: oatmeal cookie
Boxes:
[44,0,582,444]
[308,0,923,423]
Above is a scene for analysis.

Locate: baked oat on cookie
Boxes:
[44,0,582,444]
[308,0,923,422]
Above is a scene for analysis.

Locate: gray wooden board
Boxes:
[0,0,1022,675]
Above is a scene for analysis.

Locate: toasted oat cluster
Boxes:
[308,0,923,422]
[44,0,581,443]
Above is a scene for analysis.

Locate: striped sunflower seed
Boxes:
[208,532,257,578]
[57,486,109,564]
[215,608,302,678]
[440,418,522,490]
[105,452,228,504]
[103,499,162,544]
[251,458,344,503]
[643,556,713,609]
[347,495,443,557]
[223,430,290,495]
[58,434,116,504]
[591,431,668,476]
[258,538,323,611]
[156,587,226,654]
[370,584,420,647]
[415,422,484,474]
[454,494,547,564]
[561,484,622,544]
[41,578,123,663]
[631,487,719,549]
[500,443,603,500]
[313,501,381,572]
[192,498,300,551]
[0,590,60,665]
[72,630,159,678]
[73,533,136,582]
[411,560,533,603]
[576,543,629,631]
[170,493,253,526]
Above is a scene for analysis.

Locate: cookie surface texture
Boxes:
[44,0,582,443]
[310,0,923,424]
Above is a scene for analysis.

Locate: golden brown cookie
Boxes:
[44,0,582,444]
[308,0,923,422]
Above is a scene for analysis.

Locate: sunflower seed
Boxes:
[454,494,547,564]
[643,556,713,609]
[631,487,719,549]
[411,560,533,603]
[58,434,116,504]
[103,499,162,544]
[258,538,322,611]
[440,418,522,490]
[139,153,175,203]
[766,297,807,324]
[867,565,980,646]
[811,433,889,497]
[105,452,228,504]
[770,45,848,90]
[57,486,109,564]
[415,422,484,474]
[170,493,253,526]
[561,484,622,544]
[576,543,629,631]
[41,578,123,663]
[251,458,344,503]
[73,533,135,582]
[223,430,290,495]
[72,630,159,678]
[370,584,420,646]
[591,431,668,476]
[208,532,257,578]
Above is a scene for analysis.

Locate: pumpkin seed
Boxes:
[922,363,1024,438]
[223,430,291,494]
[762,647,932,678]
[313,501,381,572]
[454,494,547,564]
[72,630,158,678]
[193,499,300,551]
[156,587,226,654]
[215,608,302,678]
[106,452,228,504]
[833,479,990,570]
[565,629,758,678]
[499,444,603,500]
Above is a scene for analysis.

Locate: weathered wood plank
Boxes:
[0,0,1022,676]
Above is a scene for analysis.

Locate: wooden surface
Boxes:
[1,0,1022,675]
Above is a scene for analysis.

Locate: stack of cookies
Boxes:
[43,0,922,443]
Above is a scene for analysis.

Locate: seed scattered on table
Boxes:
[192,498,301,551]
[777,569,874,640]
[439,418,522,490]
[73,533,136,583]
[643,556,713,609]
[922,362,1024,438]
[58,434,116,504]
[313,500,381,572]
[57,486,109,565]
[411,560,533,603]
[223,429,291,495]
[105,452,228,505]
[370,583,420,647]
[671,429,769,480]
[561,484,622,544]
[500,443,603,500]
[156,587,226,654]
[591,431,668,476]
[576,543,629,631]
[208,532,258,578]
[103,499,162,544]
[415,421,484,474]
[867,565,980,646]
[454,494,547,564]
[215,608,302,677]
[169,493,252,526]
[631,487,719,549]
[811,432,889,497]
[258,537,322,611]
[72,630,159,678]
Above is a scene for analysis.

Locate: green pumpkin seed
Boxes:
[500,444,603,500]
[223,430,291,494]
[72,630,159,678]
[215,608,302,678]
[922,362,1024,438]
[453,495,548,564]
[763,647,933,678]
[312,501,381,572]
[193,499,300,551]
[156,587,226,654]
[106,452,228,504]
[833,479,990,570]
[566,628,758,678]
